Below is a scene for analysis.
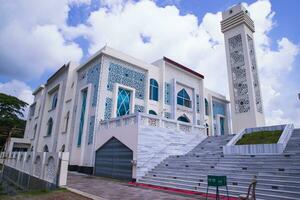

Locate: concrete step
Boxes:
[139,179,300,200]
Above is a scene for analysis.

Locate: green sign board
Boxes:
[207,175,227,187]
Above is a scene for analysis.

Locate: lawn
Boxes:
[235,130,282,145]
[0,188,91,200]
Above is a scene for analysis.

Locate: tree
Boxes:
[0,93,28,149]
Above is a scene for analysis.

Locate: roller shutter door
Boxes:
[94,137,133,181]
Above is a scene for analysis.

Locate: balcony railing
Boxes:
[100,113,205,134]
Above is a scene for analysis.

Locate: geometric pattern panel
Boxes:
[34,156,42,177]
[107,62,146,100]
[229,34,250,113]
[87,63,101,107]
[104,98,112,120]
[88,115,95,145]
[45,157,56,183]
[164,82,171,105]
[134,105,144,113]
[247,35,263,113]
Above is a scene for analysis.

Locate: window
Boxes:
[51,92,58,109]
[43,145,49,152]
[205,98,209,115]
[149,79,158,101]
[78,89,87,147]
[117,88,131,117]
[177,115,190,123]
[46,118,53,136]
[148,110,157,115]
[61,145,65,152]
[29,103,36,117]
[177,89,191,108]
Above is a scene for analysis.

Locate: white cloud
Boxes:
[0,80,34,105]
[66,0,299,127]
[0,0,298,127]
[0,0,83,79]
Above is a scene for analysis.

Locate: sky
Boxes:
[0,0,299,127]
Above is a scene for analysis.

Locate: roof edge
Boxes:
[163,57,204,79]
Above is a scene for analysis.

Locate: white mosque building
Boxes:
[6,4,265,180]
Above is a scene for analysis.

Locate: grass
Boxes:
[236,130,282,145]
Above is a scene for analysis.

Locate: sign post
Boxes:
[206,175,229,200]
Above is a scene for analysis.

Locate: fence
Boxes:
[0,151,69,190]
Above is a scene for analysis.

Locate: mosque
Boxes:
[7,4,265,180]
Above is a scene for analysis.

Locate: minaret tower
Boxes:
[221,4,265,134]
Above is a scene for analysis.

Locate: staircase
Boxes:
[138,129,300,200]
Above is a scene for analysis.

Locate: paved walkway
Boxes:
[67,172,203,200]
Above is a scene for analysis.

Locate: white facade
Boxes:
[221,4,265,134]
[16,46,232,174]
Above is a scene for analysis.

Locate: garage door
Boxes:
[94,137,133,181]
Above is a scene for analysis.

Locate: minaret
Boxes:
[221,4,265,134]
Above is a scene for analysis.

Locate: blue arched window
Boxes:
[47,118,53,136]
[51,93,58,109]
[177,89,191,108]
[149,79,158,101]
[205,98,209,115]
[177,115,190,123]
[148,110,157,115]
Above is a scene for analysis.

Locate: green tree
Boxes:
[0,93,28,149]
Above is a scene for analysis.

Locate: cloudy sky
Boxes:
[0,0,299,127]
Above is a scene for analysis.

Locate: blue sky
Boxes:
[0,0,299,127]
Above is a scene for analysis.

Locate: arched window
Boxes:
[177,115,190,123]
[47,118,53,136]
[177,89,191,108]
[149,79,159,101]
[43,145,49,152]
[148,110,157,115]
[51,93,58,109]
[205,98,209,115]
[60,145,65,152]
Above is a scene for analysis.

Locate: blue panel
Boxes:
[88,115,95,145]
[164,83,171,105]
[134,105,144,113]
[78,90,87,147]
[213,101,226,116]
[87,63,101,107]
[104,98,112,120]
[107,62,145,99]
